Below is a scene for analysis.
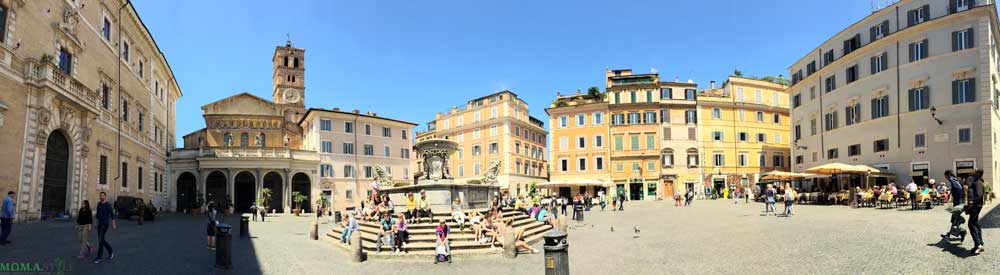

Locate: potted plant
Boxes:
[191,191,204,216]
[316,196,329,217]
[259,188,272,213]
[292,192,307,216]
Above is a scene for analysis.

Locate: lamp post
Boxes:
[930,106,943,125]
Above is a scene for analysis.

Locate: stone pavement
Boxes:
[1,199,998,274]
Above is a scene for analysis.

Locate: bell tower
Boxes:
[273,38,305,108]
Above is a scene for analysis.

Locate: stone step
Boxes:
[327,223,552,253]
[330,218,551,244]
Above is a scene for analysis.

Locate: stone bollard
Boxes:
[350,232,364,262]
[240,215,250,238]
[214,224,233,270]
[543,230,569,275]
[310,220,319,240]
[502,226,516,258]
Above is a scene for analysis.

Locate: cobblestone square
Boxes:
[3,200,999,274]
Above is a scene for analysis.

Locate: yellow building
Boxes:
[0,0,182,220]
[606,69,665,201]
[415,91,548,196]
[545,90,611,197]
[697,76,791,195]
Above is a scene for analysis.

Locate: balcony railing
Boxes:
[25,60,100,111]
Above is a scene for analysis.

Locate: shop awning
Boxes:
[760,171,827,180]
[536,179,610,188]
[805,163,876,174]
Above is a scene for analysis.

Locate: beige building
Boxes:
[169,42,318,214]
[0,0,181,221]
[415,91,548,196]
[698,77,790,194]
[300,108,416,211]
[788,0,1000,192]
[546,90,611,197]
[659,80,701,197]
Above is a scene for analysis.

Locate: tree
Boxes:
[292,192,308,210]
[733,69,744,77]
[587,86,601,97]
[259,188,273,210]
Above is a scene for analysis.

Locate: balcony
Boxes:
[25,60,100,112]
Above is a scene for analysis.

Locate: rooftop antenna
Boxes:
[285,33,292,47]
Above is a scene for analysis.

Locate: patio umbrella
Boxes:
[804,163,867,175]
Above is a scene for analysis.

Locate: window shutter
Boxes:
[881,52,888,70]
[908,43,915,62]
[845,107,851,123]
[843,40,851,53]
[870,56,877,74]
[949,0,958,13]
[921,5,930,20]
[922,87,930,108]
[907,10,916,27]
[953,31,959,51]
[871,98,879,118]
[908,89,916,111]
[870,26,877,42]
[881,20,889,36]
[968,28,975,48]
[953,80,961,104]
[921,39,929,59]
[969,78,977,102]
[881,96,889,115]
[855,104,861,121]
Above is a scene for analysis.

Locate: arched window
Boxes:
[283,56,289,67]
[240,132,249,148]
[223,132,233,147]
[293,57,299,68]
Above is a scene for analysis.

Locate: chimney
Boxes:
[576,89,582,96]
[333,107,340,111]
[710,81,715,89]
[674,76,679,82]
[371,113,377,117]
[352,109,360,114]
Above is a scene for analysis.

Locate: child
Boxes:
[434,219,451,264]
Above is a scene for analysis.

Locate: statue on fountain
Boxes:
[416,139,457,182]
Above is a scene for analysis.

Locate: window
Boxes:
[384,145,391,157]
[647,161,655,172]
[684,89,697,100]
[630,91,637,103]
[578,158,587,171]
[364,166,373,178]
[756,111,764,122]
[773,113,780,124]
[738,154,747,167]
[806,61,817,75]
[342,143,355,154]
[320,164,333,177]
[559,159,568,172]
[687,153,699,167]
[343,165,355,178]
[874,139,890,152]
[915,133,926,148]
[773,93,779,106]
[58,48,73,74]
[240,132,249,147]
[810,86,816,99]
[643,112,657,124]
[825,75,836,93]
[712,131,723,141]
[474,162,481,175]
[321,141,333,153]
[320,119,332,131]
[755,89,763,103]
[473,128,481,138]
[402,130,408,139]
[953,78,976,104]
[472,145,481,156]
[364,124,372,135]
[951,0,972,13]
[909,39,929,62]
[908,5,929,26]
[344,122,354,133]
[514,126,520,136]
[616,163,624,172]
[845,103,861,125]
[101,17,111,41]
[810,119,817,135]
[137,112,144,131]
[382,127,392,137]
[614,92,620,104]
[595,135,603,147]
[738,132,748,142]
[614,136,623,151]
[594,112,604,124]
[827,148,839,159]
[711,108,721,119]
[772,155,784,168]
[848,144,861,156]
[759,153,766,166]
[596,157,605,170]
[846,65,858,83]
[870,52,889,75]
[824,112,839,131]
[661,88,672,99]
[870,20,889,41]
[577,136,586,149]
[137,167,143,190]
[401,148,410,159]
[795,155,804,164]
[662,152,674,167]
[457,148,464,159]
[100,84,110,109]
[139,60,144,79]
[363,144,374,155]
[122,41,130,61]
[823,50,835,66]
[121,162,128,188]
[489,142,498,154]
[646,135,655,149]
[559,116,568,128]
[736,88,745,102]
[757,133,766,143]
[630,135,640,150]
[713,153,725,167]
[959,128,972,143]
[490,125,497,136]
[685,111,697,124]
[559,137,567,150]
[99,155,108,185]
[953,28,975,51]
[738,110,745,121]
[794,125,801,140]
[646,90,653,102]
[491,106,498,118]
[611,114,624,125]
[627,112,640,124]
[843,34,861,55]
[908,87,930,111]
[575,114,586,126]
[775,134,782,144]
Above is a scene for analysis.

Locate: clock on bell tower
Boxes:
[272,39,306,108]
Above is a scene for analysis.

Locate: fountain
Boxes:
[378,138,500,212]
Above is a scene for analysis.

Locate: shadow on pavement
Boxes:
[926,238,973,258]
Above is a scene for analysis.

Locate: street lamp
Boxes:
[930,106,943,125]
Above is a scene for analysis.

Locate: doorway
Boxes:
[262,172,284,213]
[176,172,196,212]
[42,131,70,217]
[234,172,256,213]
[292,173,311,212]
[628,180,643,201]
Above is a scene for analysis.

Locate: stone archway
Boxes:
[176,172,197,212]
[205,171,227,208]
[262,172,283,213]
[41,130,71,217]
[234,171,256,213]
[291,173,311,212]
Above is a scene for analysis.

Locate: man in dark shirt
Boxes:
[94,192,117,264]
[966,169,986,255]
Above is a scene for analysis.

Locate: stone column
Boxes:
[227,169,235,209]
[255,169,264,208]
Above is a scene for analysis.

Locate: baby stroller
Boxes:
[942,205,967,241]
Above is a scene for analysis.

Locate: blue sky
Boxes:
[133,0,882,146]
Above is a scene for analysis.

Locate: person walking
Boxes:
[205,201,218,250]
[906,181,919,210]
[93,192,116,264]
[250,203,258,222]
[783,184,795,217]
[764,184,776,216]
[259,202,266,222]
[599,191,607,211]
[745,185,752,204]
[732,185,741,205]
[0,191,15,245]
[76,200,94,259]
[941,170,967,242]
[137,200,146,226]
[966,169,986,255]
